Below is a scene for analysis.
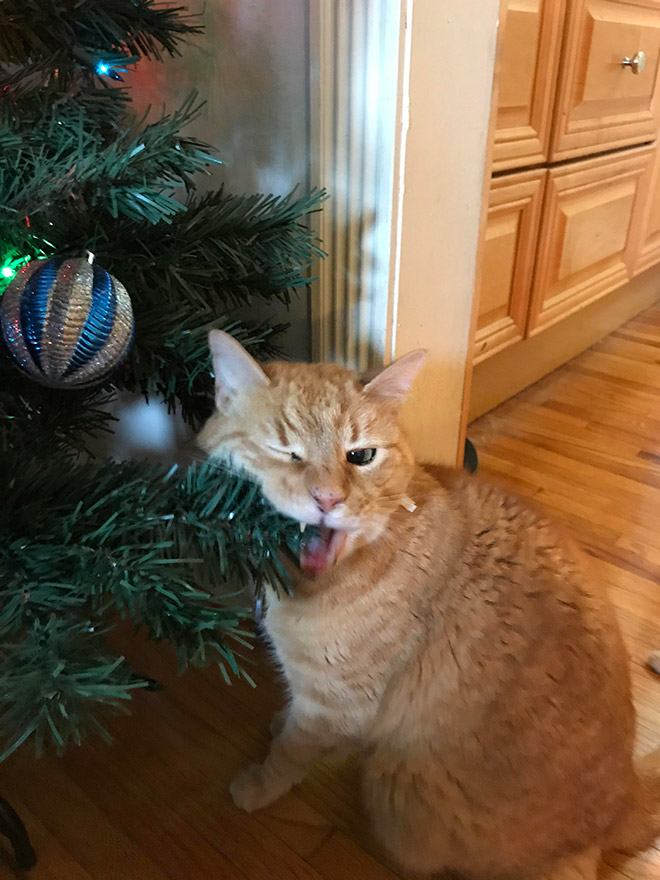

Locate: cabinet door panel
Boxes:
[528,146,654,333]
[493,0,566,171]
[632,143,660,272]
[474,170,546,363]
[552,0,660,161]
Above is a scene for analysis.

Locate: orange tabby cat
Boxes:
[198,329,660,880]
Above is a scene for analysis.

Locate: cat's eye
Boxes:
[346,448,377,466]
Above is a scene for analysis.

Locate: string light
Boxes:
[1,254,32,286]
[95,61,125,81]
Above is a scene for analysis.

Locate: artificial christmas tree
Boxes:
[0,0,324,786]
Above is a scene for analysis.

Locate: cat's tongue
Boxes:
[300,526,347,576]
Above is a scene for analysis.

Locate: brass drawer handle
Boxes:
[621,51,646,74]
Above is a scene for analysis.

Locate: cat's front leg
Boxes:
[230,714,336,812]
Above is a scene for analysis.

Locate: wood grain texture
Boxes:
[471,301,660,879]
[3,312,660,878]
[528,145,654,334]
[551,0,660,161]
[474,168,547,363]
[492,0,566,171]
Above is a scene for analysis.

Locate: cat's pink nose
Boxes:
[312,488,345,514]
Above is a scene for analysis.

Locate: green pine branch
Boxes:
[0,93,219,224]
[0,456,303,761]
[0,357,117,458]
[0,617,147,762]
[0,0,201,67]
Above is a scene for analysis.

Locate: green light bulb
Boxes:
[1,267,15,279]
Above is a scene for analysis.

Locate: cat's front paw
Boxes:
[230,764,290,812]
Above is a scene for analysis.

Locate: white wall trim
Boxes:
[387,0,413,363]
[309,0,402,371]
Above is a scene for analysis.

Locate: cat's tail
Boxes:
[607,749,660,854]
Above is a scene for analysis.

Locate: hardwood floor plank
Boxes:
[308,832,400,880]
[593,335,660,364]
[2,754,172,880]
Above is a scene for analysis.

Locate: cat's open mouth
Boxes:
[299,526,347,577]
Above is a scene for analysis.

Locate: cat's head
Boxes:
[197,330,425,574]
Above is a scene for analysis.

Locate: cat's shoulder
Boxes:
[414,463,550,526]
[413,464,585,576]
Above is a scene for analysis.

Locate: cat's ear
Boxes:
[363,350,427,402]
[208,329,269,408]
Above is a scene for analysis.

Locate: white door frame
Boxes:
[309,0,501,464]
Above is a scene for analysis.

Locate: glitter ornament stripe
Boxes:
[0,257,134,388]
[19,258,63,373]
[65,263,117,376]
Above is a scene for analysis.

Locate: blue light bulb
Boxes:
[96,62,109,75]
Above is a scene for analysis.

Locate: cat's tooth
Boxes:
[299,522,307,533]
[400,495,417,513]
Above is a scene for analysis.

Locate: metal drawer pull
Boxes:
[621,51,646,74]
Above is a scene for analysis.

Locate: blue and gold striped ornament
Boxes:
[0,256,134,388]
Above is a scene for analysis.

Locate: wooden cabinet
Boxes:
[492,0,565,171]
[528,146,654,333]
[474,170,546,363]
[471,0,660,413]
[552,0,660,161]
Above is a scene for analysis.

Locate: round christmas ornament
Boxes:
[0,255,134,388]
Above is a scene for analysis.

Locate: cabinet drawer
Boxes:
[474,169,546,363]
[551,0,660,161]
[528,146,654,333]
[492,0,565,171]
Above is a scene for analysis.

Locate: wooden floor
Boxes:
[3,305,660,879]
